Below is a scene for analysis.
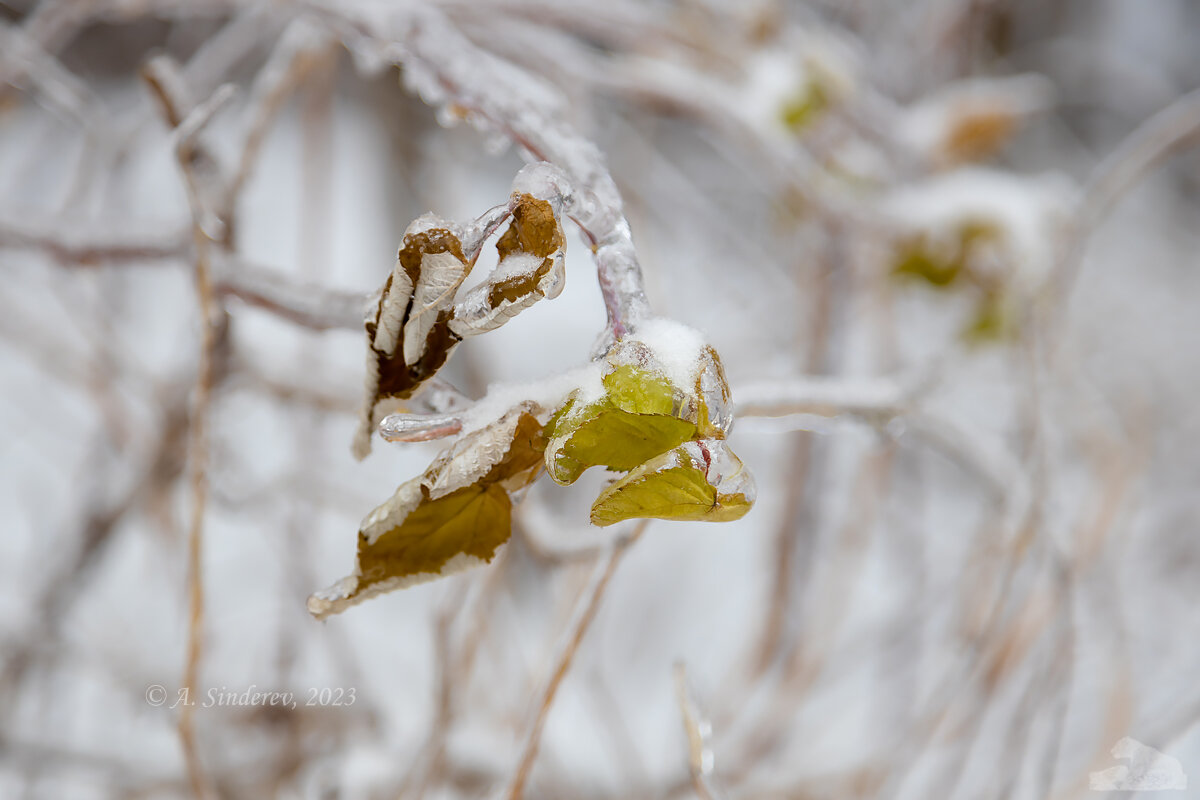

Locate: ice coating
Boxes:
[378,412,462,442]
[307,551,493,621]
[455,363,605,437]
[418,405,542,500]
[402,249,468,365]
[457,203,511,261]
[488,251,544,284]
[388,7,651,339]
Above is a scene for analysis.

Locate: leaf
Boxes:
[354,221,469,459]
[544,364,698,485]
[590,440,755,527]
[307,480,512,620]
[449,192,566,338]
[780,80,830,132]
[312,407,546,618]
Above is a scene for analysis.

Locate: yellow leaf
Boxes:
[590,440,755,527]
[311,408,546,618]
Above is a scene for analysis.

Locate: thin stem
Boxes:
[504,521,648,799]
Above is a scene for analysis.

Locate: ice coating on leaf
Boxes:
[449,251,565,337]
[543,324,738,485]
[403,249,470,365]
[423,404,543,499]
[371,265,413,357]
[353,219,469,460]
[489,251,544,284]
[509,161,574,213]
[589,439,755,527]
[353,174,574,459]
[544,371,699,485]
[312,408,546,618]
[449,189,566,338]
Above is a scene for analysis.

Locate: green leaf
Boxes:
[603,364,679,415]
[544,365,698,485]
[780,81,830,132]
[355,482,512,594]
[590,440,754,527]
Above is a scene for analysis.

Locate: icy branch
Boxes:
[311,3,652,341]
[735,375,909,423]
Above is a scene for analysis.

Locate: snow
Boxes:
[489,250,544,283]
[879,167,1077,284]
[457,362,605,435]
[626,316,708,390]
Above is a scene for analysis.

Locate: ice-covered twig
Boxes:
[224,16,336,223]
[0,20,108,128]
[736,372,1019,503]
[735,375,909,423]
[674,663,726,800]
[215,256,373,331]
[378,412,463,442]
[1055,86,1200,302]
[311,3,652,341]
[504,521,647,800]
[0,212,189,264]
[142,59,233,800]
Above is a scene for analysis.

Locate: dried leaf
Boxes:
[354,220,470,459]
[449,193,566,337]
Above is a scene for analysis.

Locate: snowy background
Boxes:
[2,1,1200,798]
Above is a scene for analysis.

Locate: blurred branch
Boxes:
[143,54,233,800]
[503,521,647,799]
[674,663,725,800]
[1056,86,1200,301]
[735,374,908,423]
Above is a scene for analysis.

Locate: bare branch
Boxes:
[504,521,647,799]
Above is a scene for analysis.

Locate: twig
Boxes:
[215,256,373,330]
[503,521,648,799]
[143,58,236,800]
[673,663,725,800]
[223,17,336,235]
[1055,87,1200,302]
[313,4,652,341]
[734,375,907,423]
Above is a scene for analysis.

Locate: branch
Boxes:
[735,375,908,423]
[215,256,372,331]
[503,521,647,799]
[673,663,726,800]
[0,213,189,264]
[142,56,232,800]
[1055,87,1200,301]
[312,3,652,341]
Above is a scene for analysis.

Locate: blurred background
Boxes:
[2,0,1200,798]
